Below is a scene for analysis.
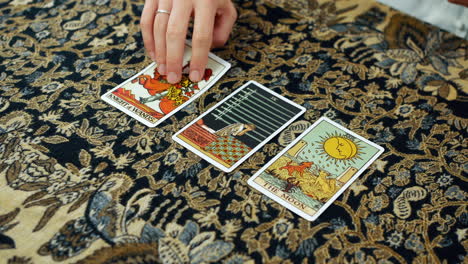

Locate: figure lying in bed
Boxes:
[197,120,256,137]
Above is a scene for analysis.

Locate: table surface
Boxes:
[0,0,467,263]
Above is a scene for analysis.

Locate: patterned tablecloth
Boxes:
[0,0,467,263]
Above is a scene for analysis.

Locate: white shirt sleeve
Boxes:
[378,0,468,39]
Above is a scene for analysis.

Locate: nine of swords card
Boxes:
[172,81,306,172]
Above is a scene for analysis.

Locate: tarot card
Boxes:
[172,81,306,172]
[248,117,384,221]
[101,43,231,127]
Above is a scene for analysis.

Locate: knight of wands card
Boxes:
[101,43,231,127]
[248,117,384,221]
[172,81,306,172]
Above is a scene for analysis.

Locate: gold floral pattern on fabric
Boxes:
[0,0,467,263]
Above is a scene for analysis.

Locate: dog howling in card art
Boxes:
[279,161,314,178]
[278,161,314,192]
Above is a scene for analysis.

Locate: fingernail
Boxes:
[167,72,178,83]
[158,64,167,75]
[190,70,200,82]
[149,51,155,61]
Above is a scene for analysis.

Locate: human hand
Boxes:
[140,0,237,84]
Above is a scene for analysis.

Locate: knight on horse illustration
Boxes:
[134,64,213,104]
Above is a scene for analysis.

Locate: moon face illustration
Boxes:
[323,136,358,160]
[315,133,362,165]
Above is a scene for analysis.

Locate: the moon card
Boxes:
[248,117,384,221]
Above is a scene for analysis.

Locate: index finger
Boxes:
[140,0,159,61]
